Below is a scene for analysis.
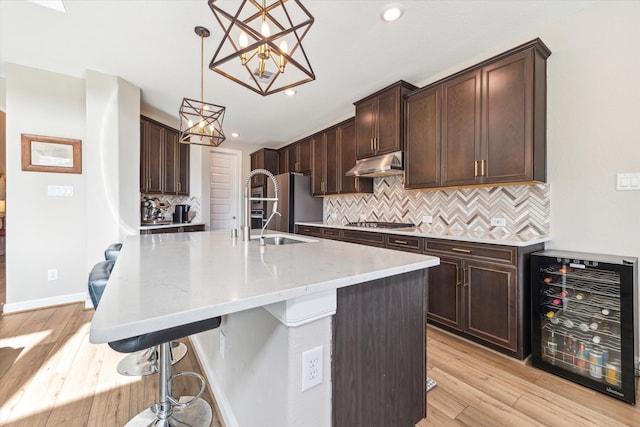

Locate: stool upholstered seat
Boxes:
[88,260,115,309]
[104,243,123,261]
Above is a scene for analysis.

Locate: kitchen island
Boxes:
[90,230,439,427]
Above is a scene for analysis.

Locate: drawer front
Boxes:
[182,224,205,233]
[342,230,386,247]
[386,235,423,253]
[296,225,324,237]
[425,239,516,265]
[322,228,343,240]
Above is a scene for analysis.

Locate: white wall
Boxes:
[4,65,140,312]
[5,64,88,308]
[541,2,640,258]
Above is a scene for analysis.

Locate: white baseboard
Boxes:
[3,292,88,314]
[190,334,240,427]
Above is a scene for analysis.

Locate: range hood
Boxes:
[346,151,403,177]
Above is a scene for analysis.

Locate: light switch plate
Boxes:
[422,215,433,224]
[491,218,507,227]
[48,185,73,196]
[616,173,640,191]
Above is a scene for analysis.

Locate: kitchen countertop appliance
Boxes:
[266,173,322,233]
[141,197,171,225]
[173,204,190,224]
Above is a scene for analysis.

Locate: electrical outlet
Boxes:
[219,330,226,359]
[47,269,58,281]
[359,213,367,220]
[301,346,323,391]
[491,218,506,227]
[331,213,337,220]
[422,215,433,224]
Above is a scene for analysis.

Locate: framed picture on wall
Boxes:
[21,134,82,174]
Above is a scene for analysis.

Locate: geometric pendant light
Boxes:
[179,26,226,147]
[208,0,315,96]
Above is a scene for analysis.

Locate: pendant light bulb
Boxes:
[261,20,270,37]
[239,31,249,48]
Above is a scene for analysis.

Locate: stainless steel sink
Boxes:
[264,236,306,245]
[252,234,317,246]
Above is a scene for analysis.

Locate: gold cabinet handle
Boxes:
[481,159,485,176]
[452,248,472,254]
[393,239,409,245]
[474,160,478,177]
[370,138,374,151]
[355,177,360,192]
[374,138,378,150]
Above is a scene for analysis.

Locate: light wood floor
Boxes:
[421,326,640,426]
[1,303,639,426]
[0,303,223,427]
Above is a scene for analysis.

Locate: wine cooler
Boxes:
[531,250,638,404]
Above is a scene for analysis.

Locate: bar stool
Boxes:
[109,316,222,426]
[88,247,187,376]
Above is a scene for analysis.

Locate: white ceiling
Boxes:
[1,0,597,149]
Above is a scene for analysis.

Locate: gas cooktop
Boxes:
[346,221,416,229]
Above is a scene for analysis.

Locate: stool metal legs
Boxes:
[116,341,187,376]
[125,342,212,427]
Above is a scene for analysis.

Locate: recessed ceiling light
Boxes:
[231,132,239,138]
[285,89,297,96]
[381,4,403,22]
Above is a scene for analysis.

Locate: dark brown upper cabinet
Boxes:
[339,119,373,195]
[354,80,416,159]
[405,39,550,189]
[140,116,189,195]
[286,138,312,175]
[312,128,339,196]
[249,148,279,187]
[278,147,288,174]
[405,85,442,189]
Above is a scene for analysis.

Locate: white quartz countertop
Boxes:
[296,222,550,247]
[90,230,439,344]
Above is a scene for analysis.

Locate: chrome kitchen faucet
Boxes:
[242,169,280,245]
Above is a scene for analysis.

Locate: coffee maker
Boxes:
[173,204,190,223]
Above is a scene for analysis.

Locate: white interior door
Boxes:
[210,149,241,230]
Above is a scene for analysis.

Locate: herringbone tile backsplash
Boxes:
[324,175,550,235]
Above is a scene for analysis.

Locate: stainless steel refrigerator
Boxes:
[266,173,323,233]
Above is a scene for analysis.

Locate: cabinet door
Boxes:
[141,119,163,193]
[312,135,325,195]
[163,128,178,193]
[405,86,441,189]
[425,255,463,331]
[441,71,482,187]
[481,50,533,184]
[298,138,312,174]
[465,260,518,352]
[287,144,298,173]
[177,138,189,195]
[339,120,373,194]
[325,128,339,194]
[376,87,402,155]
[278,147,288,174]
[250,150,264,187]
[355,98,376,159]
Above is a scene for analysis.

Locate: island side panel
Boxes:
[332,269,426,427]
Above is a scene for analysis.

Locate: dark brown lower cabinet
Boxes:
[140,224,205,235]
[333,270,426,427]
[425,238,544,359]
